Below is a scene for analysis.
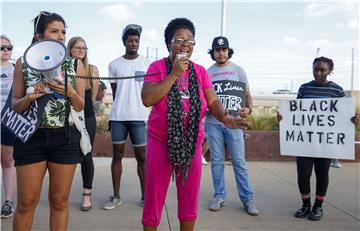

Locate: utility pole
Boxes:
[221,0,227,36]
[315,48,320,57]
[350,48,354,92]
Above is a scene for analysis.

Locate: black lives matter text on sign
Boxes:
[285,100,344,145]
[1,90,50,143]
[279,98,355,159]
[212,80,246,113]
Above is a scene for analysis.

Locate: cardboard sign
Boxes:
[279,98,355,159]
[212,80,246,112]
[1,89,50,143]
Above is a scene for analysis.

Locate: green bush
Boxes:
[248,113,279,130]
[96,116,109,133]
[248,107,360,132]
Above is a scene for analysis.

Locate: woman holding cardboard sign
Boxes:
[277,56,358,221]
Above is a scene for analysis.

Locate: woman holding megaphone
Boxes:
[11,11,86,230]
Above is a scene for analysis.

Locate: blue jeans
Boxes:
[205,122,254,204]
[110,121,147,147]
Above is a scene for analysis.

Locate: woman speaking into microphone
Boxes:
[141,18,249,231]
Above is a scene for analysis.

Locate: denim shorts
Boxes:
[13,126,81,166]
[110,121,146,147]
[1,124,16,146]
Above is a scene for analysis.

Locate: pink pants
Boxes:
[142,132,203,227]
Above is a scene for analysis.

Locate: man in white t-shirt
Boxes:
[104,24,150,210]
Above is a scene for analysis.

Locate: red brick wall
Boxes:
[93,131,360,161]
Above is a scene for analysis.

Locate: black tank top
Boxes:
[84,89,95,118]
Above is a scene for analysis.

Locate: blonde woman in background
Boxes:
[1,35,17,219]
[67,37,99,211]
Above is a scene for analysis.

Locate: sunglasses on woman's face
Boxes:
[1,45,13,51]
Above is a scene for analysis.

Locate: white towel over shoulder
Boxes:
[69,107,92,155]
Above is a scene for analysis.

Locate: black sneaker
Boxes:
[308,206,323,221]
[1,201,14,219]
[294,205,311,218]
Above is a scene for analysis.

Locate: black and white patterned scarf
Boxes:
[166,57,201,183]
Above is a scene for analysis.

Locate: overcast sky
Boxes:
[2,0,359,93]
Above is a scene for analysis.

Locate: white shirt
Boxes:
[108,55,150,121]
[1,63,15,109]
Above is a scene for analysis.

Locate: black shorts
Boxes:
[1,124,16,146]
[13,126,82,166]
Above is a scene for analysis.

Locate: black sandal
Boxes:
[81,192,92,212]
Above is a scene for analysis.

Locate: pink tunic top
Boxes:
[144,58,213,141]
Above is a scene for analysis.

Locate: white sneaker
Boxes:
[244,199,259,216]
[331,159,342,168]
[103,196,122,210]
[209,197,226,211]
[202,156,207,166]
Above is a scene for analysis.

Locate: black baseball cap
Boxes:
[122,24,142,42]
[211,36,229,49]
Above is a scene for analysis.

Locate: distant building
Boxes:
[272,89,296,95]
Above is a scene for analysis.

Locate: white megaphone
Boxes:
[23,39,66,94]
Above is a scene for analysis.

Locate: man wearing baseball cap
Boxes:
[104,24,150,210]
[205,36,259,216]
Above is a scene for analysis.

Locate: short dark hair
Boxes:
[313,56,334,72]
[32,11,66,44]
[164,18,195,52]
[208,48,234,61]
[122,29,141,45]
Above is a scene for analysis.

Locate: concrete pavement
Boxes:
[1,158,359,230]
